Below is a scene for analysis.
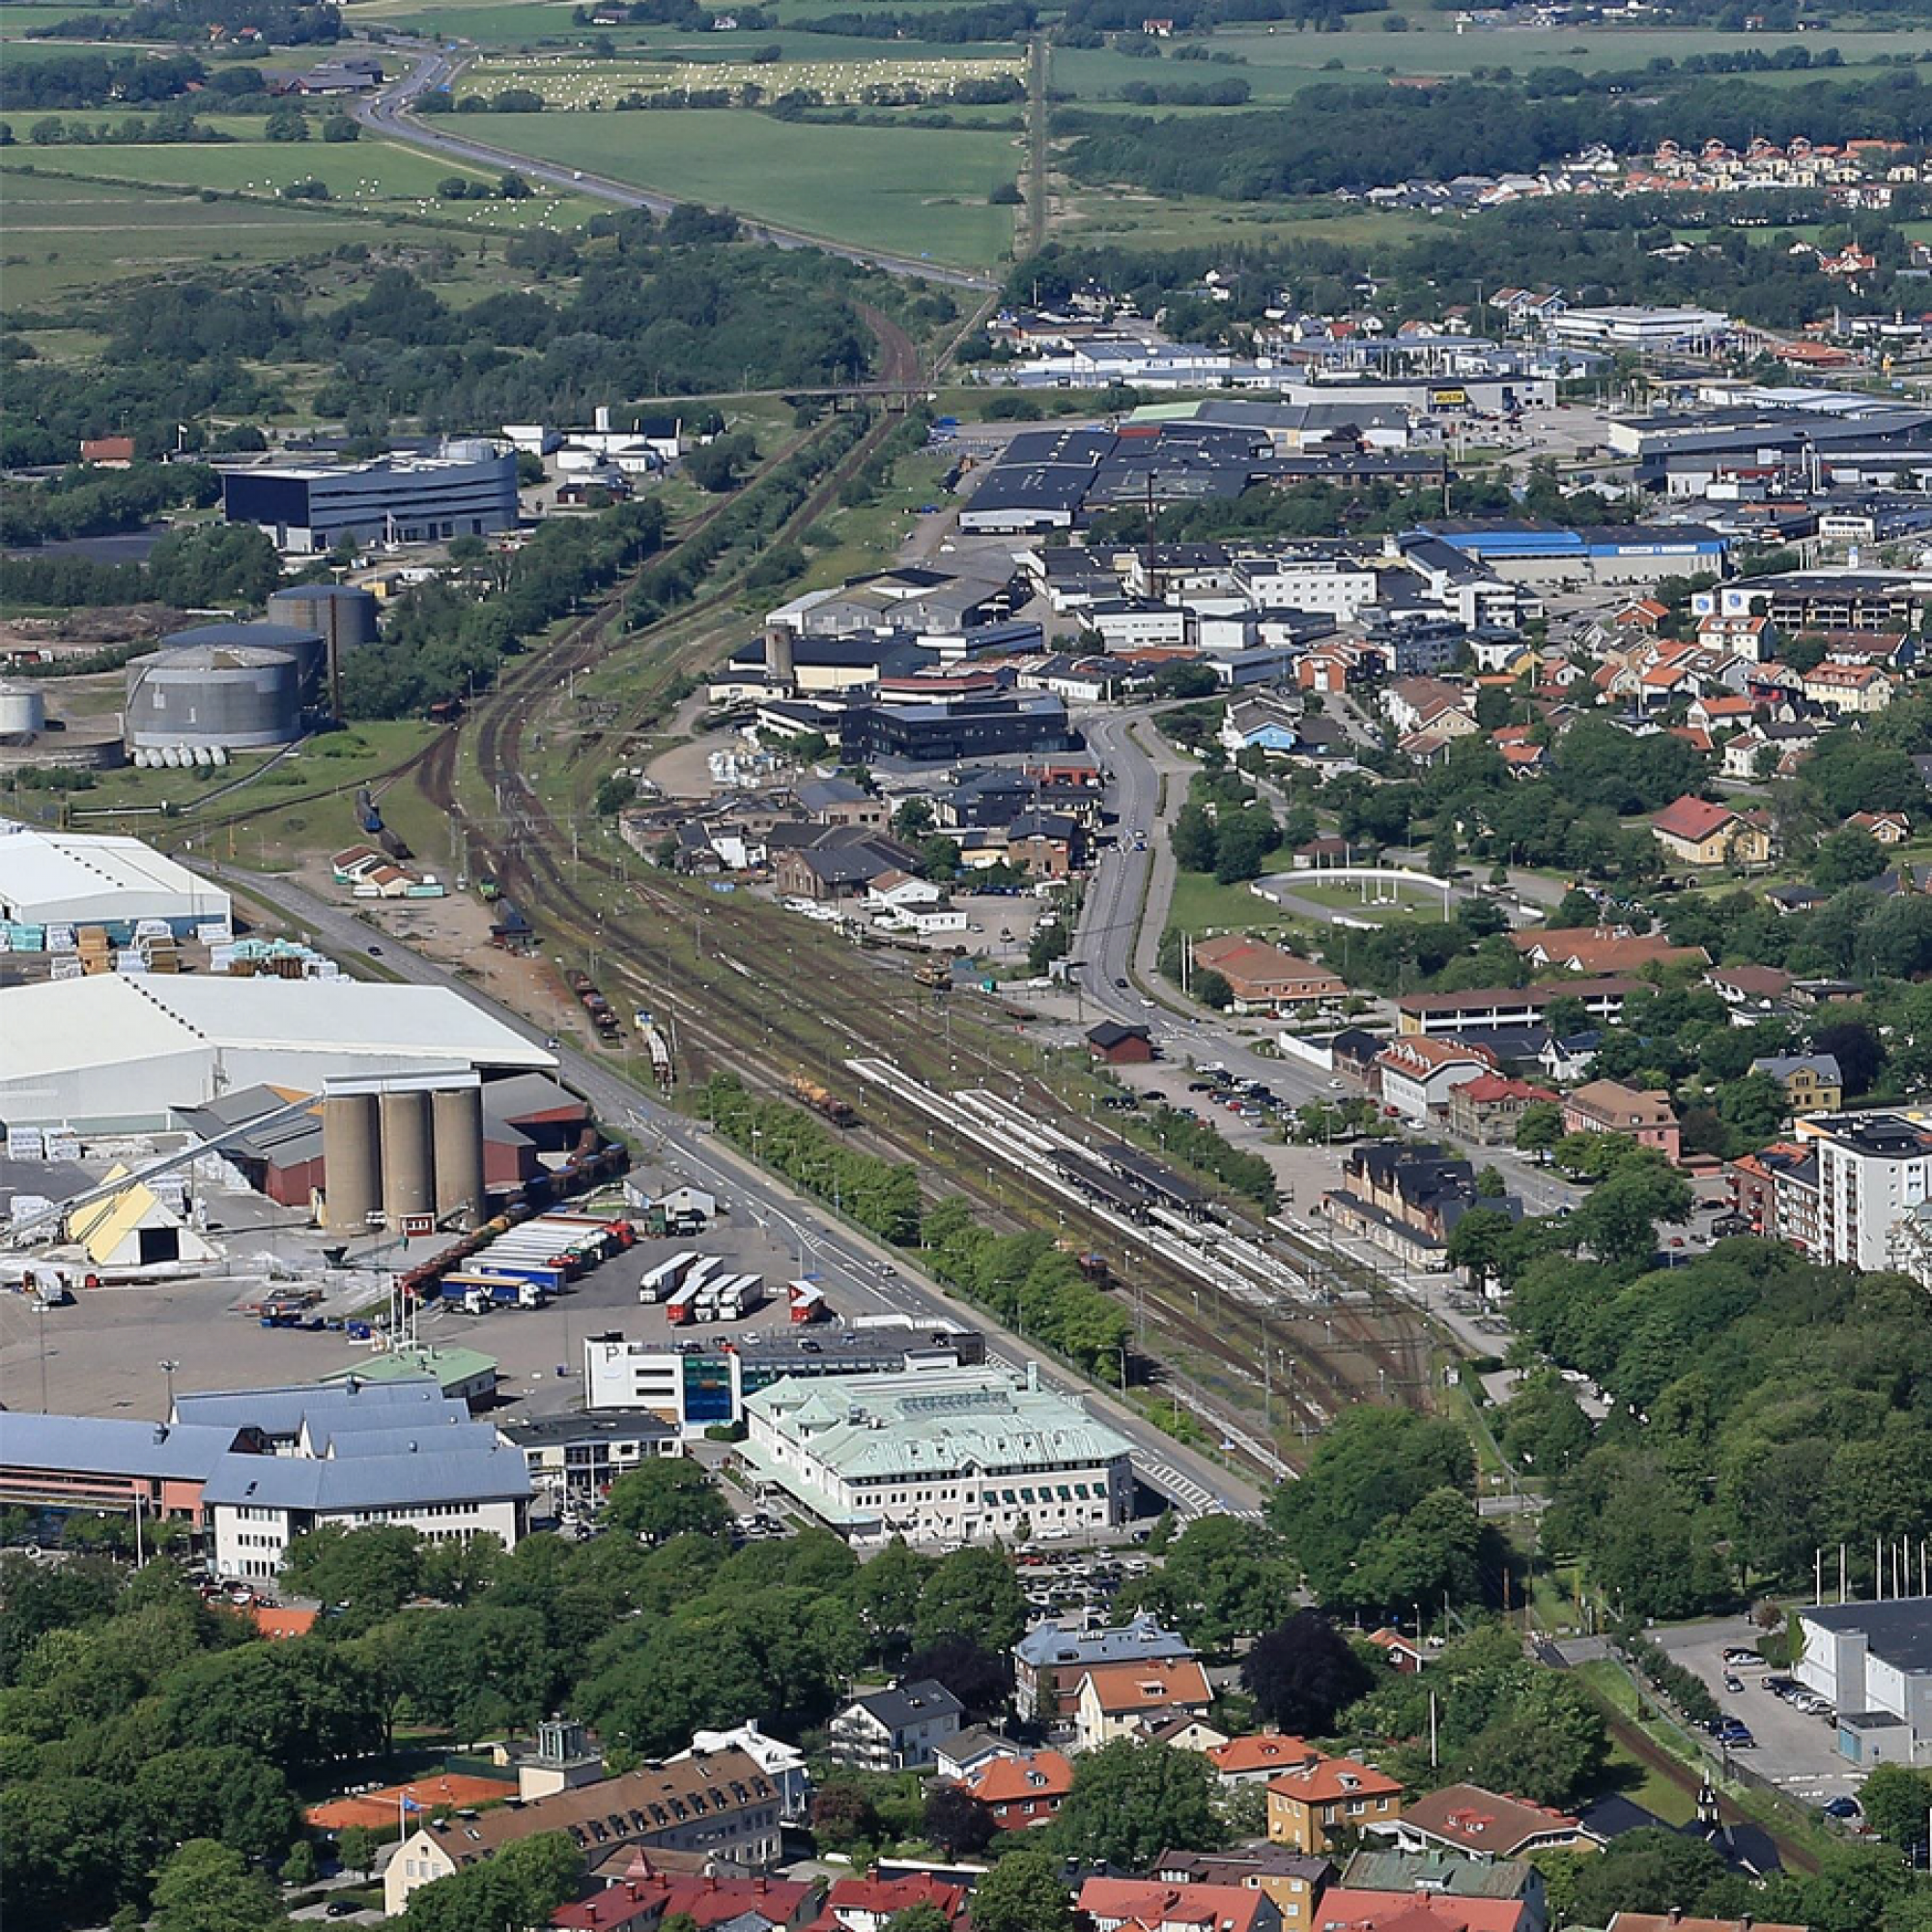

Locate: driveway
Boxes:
[1651,1617,1866,1811]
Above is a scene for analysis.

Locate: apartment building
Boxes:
[1802,1112,1932,1271]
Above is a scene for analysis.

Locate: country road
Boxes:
[355,41,998,292]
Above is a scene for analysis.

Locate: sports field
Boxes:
[476,108,1022,264]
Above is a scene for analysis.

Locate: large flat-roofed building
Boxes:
[1549,305,1730,350]
[1694,570,1931,635]
[0,977,554,1130]
[1412,520,1726,587]
[1797,1597,1932,1764]
[0,1410,250,1523]
[584,1321,985,1434]
[0,819,230,939]
[739,1364,1134,1549]
[1797,1111,1932,1273]
[836,692,1075,764]
[221,441,518,553]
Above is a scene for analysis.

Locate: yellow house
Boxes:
[1265,1751,1405,1854]
[1751,1053,1843,1114]
[1650,794,1773,869]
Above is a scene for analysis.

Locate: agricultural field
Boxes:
[475,107,1023,264]
[461,45,1024,105]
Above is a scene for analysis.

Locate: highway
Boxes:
[355,43,996,292]
[214,866,1260,1520]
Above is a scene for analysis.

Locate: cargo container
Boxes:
[787,1279,827,1323]
[639,1249,700,1303]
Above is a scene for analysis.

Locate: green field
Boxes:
[465,44,1023,105]
[474,107,1021,264]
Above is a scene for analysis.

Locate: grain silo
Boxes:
[125,644,302,753]
[322,1090,384,1232]
[432,1083,487,1229]
[379,1087,436,1231]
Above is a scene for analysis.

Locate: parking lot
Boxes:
[1653,1618,1867,1813]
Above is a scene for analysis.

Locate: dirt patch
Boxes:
[0,605,186,653]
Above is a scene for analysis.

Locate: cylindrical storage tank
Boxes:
[267,585,381,657]
[125,645,301,752]
[0,681,46,736]
[380,1088,435,1232]
[160,621,325,697]
[322,1092,383,1232]
[431,1085,486,1230]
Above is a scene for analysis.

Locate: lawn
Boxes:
[473,108,1022,265]
[1166,857,1326,944]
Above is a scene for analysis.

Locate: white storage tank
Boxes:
[0,681,45,737]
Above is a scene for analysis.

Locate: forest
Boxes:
[1,209,899,468]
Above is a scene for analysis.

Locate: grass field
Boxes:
[6,124,604,232]
[474,107,1021,263]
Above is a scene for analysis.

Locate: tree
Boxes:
[810,1779,879,1853]
[337,1825,377,1879]
[1514,1100,1564,1159]
[1242,1611,1374,1734]
[1813,826,1888,890]
[322,114,360,141]
[1054,1739,1223,1868]
[281,1838,319,1885]
[1465,1671,1607,1808]
[1474,1164,1506,1198]
[902,1634,1009,1719]
[1564,1828,1728,1924]
[280,1522,423,1613]
[150,1838,280,1932]
[886,1907,953,1932]
[969,1848,1072,1932]
[497,170,531,198]
[923,1782,994,1859]
[603,1461,730,1545]
[1861,1764,1932,1857]
[1428,825,1457,879]
[1570,1155,1692,1271]
[914,1548,1027,1653]
[1128,1516,1291,1650]
[1716,1068,1789,1144]
[1192,967,1234,1010]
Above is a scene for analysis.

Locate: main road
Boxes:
[213,865,1260,1520]
[355,42,997,293]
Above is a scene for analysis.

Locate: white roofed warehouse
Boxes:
[0,976,555,1130]
[738,1364,1135,1549]
[0,819,231,938]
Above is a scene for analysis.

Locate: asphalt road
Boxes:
[355,43,995,292]
[216,867,1259,1518]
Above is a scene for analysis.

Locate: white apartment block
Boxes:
[1804,1113,1932,1273]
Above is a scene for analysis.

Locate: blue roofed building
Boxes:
[1013,1610,1197,1723]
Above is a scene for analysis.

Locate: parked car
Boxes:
[1722,1647,1762,1665]
[1723,1674,1744,1694]
[1823,1797,1861,1821]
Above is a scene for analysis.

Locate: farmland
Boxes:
[471,108,1023,265]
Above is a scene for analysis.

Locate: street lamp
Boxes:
[159,1358,181,1416]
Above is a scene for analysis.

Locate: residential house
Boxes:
[797,777,890,830]
[1007,810,1088,879]
[555,1865,820,1932]
[1750,1052,1842,1114]
[956,1747,1074,1832]
[1849,810,1911,845]
[1079,1879,1281,1932]
[1012,1612,1196,1724]
[1191,935,1348,1011]
[1706,963,1794,1013]
[820,1873,969,1932]
[1088,1021,1154,1065]
[1374,1038,1499,1123]
[1650,795,1774,869]
[1721,720,1818,781]
[827,1681,964,1772]
[1208,1735,1328,1788]
[1804,660,1894,713]
[1265,1751,1405,1855]
[1445,1074,1559,1148]
[1380,676,1473,738]
[1153,1849,1334,1932]
[1074,1658,1215,1753]
[1340,1849,1543,1932]
[1560,1079,1680,1163]
[1364,1629,1428,1673]
[1509,926,1709,977]
[1311,1894,1531,1932]
[773,830,923,903]
[1144,1712,1232,1753]
[1221,696,1304,759]
[932,1726,1020,1782]
[384,1748,781,1916]
[1388,1783,1597,1861]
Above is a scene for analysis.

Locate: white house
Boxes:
[828,1679,965,1771]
